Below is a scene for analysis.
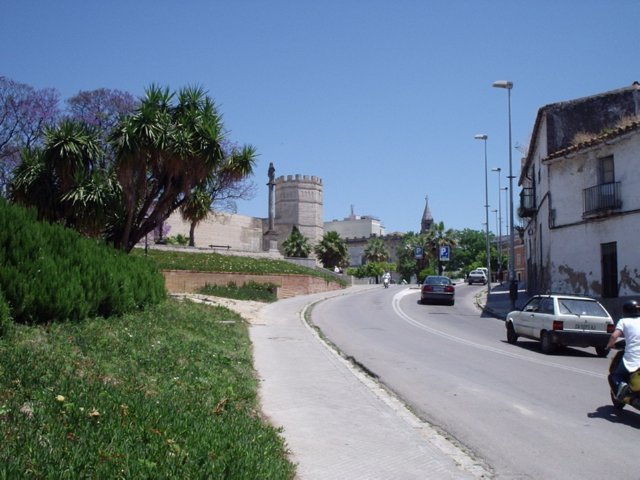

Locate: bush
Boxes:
[198,281,278,302]
[0,290,11,337]
[0,199,166,324]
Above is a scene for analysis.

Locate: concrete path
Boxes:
[250,286,492,479]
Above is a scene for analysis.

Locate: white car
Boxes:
[505,294,614,356]
[467,269,487,285]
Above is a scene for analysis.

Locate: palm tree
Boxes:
[12,84,249,253]
[427,221,457,275]
[11,119,113,237]
[180,186,212,247]
[363,237,389,263]
[282,226,311,258]
[109,85,227,251]
[314,231,349,269]
[400,231,431,280]
[180,145,257,247]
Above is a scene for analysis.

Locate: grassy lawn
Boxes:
[135,248,347,287]
[0,300,295,479]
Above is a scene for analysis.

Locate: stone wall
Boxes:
[163,212,266,252]
[162,270,343,298]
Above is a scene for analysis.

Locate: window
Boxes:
[598,155,614,184]
[524,298,541,312]
[601,242,618,298]
[539,298,555,314]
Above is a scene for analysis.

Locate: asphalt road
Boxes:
[312,284,640,480]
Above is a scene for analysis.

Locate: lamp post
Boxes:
[491,167,503,272]
[475,133,491,294]
[493,79,517,309]
[502,186,509,234]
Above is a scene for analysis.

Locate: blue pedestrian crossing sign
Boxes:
[439,245,450,262]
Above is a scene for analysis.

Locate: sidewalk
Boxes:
[476,281,530,320]
[249,286,492,479]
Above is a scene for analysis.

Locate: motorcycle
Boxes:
[608,339,640,410]
[383,277,389,288]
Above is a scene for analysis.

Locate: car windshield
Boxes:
[557,298,608,317]
[425,276,450,285]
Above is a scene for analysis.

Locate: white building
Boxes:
[324,214,385,240]
[519,82,640,315]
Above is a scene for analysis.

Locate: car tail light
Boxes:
[552,320,564,331]
[607,323,615,333]
[422,285,433,292]
[444,286,454,293]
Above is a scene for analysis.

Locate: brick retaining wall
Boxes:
[162,270,344,299]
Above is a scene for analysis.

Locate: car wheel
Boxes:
[506,322,518,344]
[595,346,609,358]
[450,299,455,306]
[540,331,555,354]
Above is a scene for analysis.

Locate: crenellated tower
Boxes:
[274,174,323,248]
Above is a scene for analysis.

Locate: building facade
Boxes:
[518,82,640,314]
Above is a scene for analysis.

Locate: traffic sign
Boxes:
[439,245,450,262]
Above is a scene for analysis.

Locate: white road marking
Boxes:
[392,289,606,379]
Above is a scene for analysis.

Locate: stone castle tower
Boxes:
[274,174,323,248]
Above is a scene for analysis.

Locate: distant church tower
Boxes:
[274,174,324,248]
[420,196,434,233]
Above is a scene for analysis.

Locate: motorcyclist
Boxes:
[606,300,640,400]
[382,271,391,286]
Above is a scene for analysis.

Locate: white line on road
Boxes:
[392,289,606,380]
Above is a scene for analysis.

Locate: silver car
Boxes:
[420,276,455,305]
[506,294,614,356]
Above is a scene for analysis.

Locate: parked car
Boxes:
[467,269,487,285]
[421,275,455,305]
[505,294,615,356]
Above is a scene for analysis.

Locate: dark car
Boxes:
[420,275,455,305]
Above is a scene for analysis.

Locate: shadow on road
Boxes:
[588,405,640,429]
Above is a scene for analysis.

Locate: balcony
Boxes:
[583,182,621,217]
[518,187,536,218]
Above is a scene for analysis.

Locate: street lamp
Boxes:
[502,186,509,230]
[491,167,503,272]
[493,79,517,309]
[475,133,491,294]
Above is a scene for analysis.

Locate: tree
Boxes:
[66,88,137,167]
[363,236,389,263]
[396,231,430,282]
[281,226,311,258]
[12,84,249,253]
[179,144,257,247]
[348,261,395,280]
[447,228,486,273]
[314,231,349,269]
[0,77,60,196]
[427,221,457,275]
[108,85,236,252]
[11,119,113,237]
[179,186,212,247]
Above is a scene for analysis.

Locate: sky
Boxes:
[2,1,639,235]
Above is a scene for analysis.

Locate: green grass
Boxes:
[198,281,279,303]
[135,248,348,287]
[0,300,295,479]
